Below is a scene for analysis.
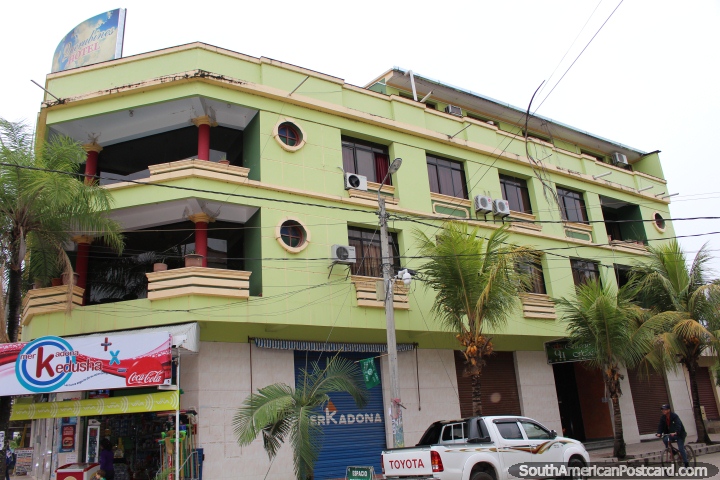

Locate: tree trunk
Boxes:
[471,373,483,416]
[6,262,22,343]
[686,358,712,444]
[610,391,626,459]
[0,250,23,475]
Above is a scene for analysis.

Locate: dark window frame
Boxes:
[570,258,601,287]
[557,187,588,224]
[614,264,631,289]
[426,154,468,199]
[500,174,532,214]
[278,123,301,146]
[520,260,547,295]
[348,226,400,278]
[280,220,305,248]
[341,137,390,185]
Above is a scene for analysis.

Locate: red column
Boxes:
[195,221,208,267]
[189,214,212,267]
[83,144,103,184]
[192,116,215,161]
[73,236,93,305]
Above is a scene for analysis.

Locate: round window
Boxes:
[280,220,305,248]
[654,212,666,232]
[278,123,301,146]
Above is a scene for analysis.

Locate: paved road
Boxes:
[595,451,720,479]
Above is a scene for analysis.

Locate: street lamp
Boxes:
[378,158,404,448]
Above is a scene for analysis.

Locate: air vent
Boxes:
[444,105,463,117]
[344,173,368,191]
[331,244,356,264]
[474,195,493,214]
[493,199,510,218]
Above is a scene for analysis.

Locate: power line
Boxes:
[533,0,625,114]
[0,162,377,216]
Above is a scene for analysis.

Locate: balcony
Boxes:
[350,275,410,309]
[146,267,251,300]
[22,286,84,325]
[519,293,556,320]
[600,195,647,251]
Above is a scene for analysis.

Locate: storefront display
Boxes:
[7,324,200,480]
[56,463,99,480]
[79,410,198,480]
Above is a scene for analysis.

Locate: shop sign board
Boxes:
[346,466,374,480]
[544,339,595,364]
[11,391,179,421]
[0,332,172,396]
[13,448,34,476]
[60,423,76,452]
[51,9,127,73]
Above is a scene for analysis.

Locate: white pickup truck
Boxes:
[381,416,589,480]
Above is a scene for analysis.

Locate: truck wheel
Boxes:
[470,472,493,480]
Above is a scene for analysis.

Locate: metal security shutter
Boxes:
[696,367,720,420]
[455,351,521,417]
[294,351,386,480]
[628,368,670,434]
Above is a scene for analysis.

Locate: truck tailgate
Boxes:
[383,448,434,477]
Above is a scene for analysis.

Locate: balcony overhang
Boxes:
[47,96,258,146]
[109,197,258,231]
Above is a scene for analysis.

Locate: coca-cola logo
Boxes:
[125,357,165,387]
[127,370,164,385]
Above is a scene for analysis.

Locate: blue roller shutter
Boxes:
[294,350,386,480]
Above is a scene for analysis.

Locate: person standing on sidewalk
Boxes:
[4,443,15,480]
[656,403,689,467]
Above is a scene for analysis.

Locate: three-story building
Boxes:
[16,42,717,480]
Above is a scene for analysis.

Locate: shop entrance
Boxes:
[553,362,613,442]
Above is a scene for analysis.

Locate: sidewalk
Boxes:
[589,433,720,463]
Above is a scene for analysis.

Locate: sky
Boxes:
[2,1,719,274]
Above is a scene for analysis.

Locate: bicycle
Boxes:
[659,433,696,470]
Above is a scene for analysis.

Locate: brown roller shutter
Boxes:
[696,367,720,420]
[455,351,521,417]
[628,368,670,434]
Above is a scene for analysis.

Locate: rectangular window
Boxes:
[500,174,532,214]
[520,261,547,295]
[557,187,588,223]
[570,259,600,287]
[426,154,468,199]
[341,137,390,185]
[348,227,400,278]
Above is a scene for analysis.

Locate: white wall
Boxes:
[616,366,641,444]
[514,351,562,433]
[183,342,295,480]
[667,366,697,438]
[380,349,460,447]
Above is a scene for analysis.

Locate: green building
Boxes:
[18,42,717,479]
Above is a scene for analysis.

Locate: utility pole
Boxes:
[378,158,404,448]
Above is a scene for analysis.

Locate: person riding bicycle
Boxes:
[656,403,688,467]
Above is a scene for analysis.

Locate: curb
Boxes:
[592,443,720,464]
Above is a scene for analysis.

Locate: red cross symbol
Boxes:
[101,337,112,351]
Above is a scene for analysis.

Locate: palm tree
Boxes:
[233,355,368,480]
[554,280,650,459]
[415,223,537,416]
[632,240,720,445]
[0,118,124,472]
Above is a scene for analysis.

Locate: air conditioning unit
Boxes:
[344,172,368,191]
[611,152,628,166]
[331,244,356,264]
[444,105,463,117]
[493,199,510,218]
[474,195,493,214]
